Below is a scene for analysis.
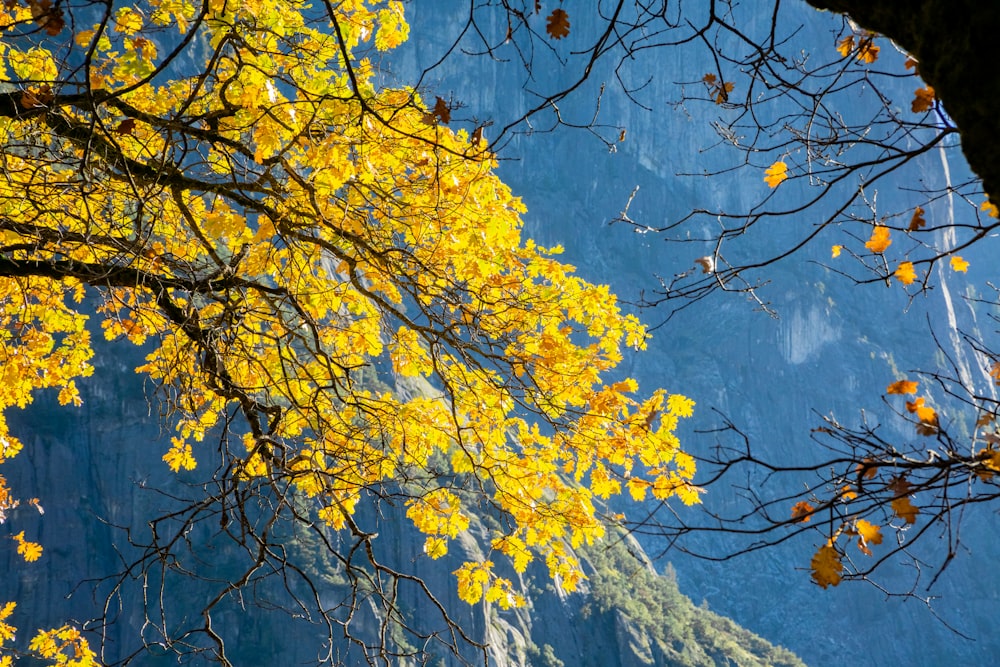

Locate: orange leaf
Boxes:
[982,199,999,219]
[976,413,995,428]
[856,36,879,63]
[894,261,916,285]
[990,361,1000,385]
[764,161,788,188]
[950,256,969,273]
[886,379,918,395]
[908,206,926,231]
[545,8,570,39]
[855,519,883,546]
[855,458,878,480]
[911,86,935,113]
[791,501,814,523]
[891,496,919,524]
[904,56,918,71]
[836,36,854,58]
[810,543,843,588]
[905,396,936,422]
[864,225,891,253]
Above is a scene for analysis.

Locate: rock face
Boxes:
[807,0,1000,201]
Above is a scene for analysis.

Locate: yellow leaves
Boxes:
[854,519,882,557]
[810,543,843,589]
[8,46,59,83]
[406,489,470,540]
[763,161,788,188]
[891,495,919,525]
[0,0,701,614]
[0,601,15,643]
[835,36,854,58]
[162,437,197,472]
[667,393,695,418]
[904,397,938,435]
[911,86,935,113]
[982,199,999,218]
[950,255,970,273]
[894,261,917,285]
[493,534,533,573]
[375,1,409,50]
[424,536,448,560]
[790,500,814,523]
[837,33,879,63]
[390,326,433,377]
[28,626,99,667]
[626,477,651,502]
[889,476,919,524]
[545,8,570,39]
[13,531,42,562]
[864,226,891,253]
[454,561,493,604]
[886,379,918,395]
[831,245,842,258]
[113,6,143,34]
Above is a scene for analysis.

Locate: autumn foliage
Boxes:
[0,0,698,660]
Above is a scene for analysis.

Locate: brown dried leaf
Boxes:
[546,8,570,40]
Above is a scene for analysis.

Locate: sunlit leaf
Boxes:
[764,161,788,188]
[864,226,892,253]
[894,261,916,285]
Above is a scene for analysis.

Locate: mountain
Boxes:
[4,2,1000,666]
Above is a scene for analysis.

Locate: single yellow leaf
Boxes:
[950,255,969,272]
[982,199,1000,218]
[886,379,918,395]
[810,543,843,588]
[836,36,854,58]
[894,261,916,285]
[865,226,892,253]
[764,161,788,188]
[831,244,842,258]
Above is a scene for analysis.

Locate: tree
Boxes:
[416,0,1000,598]
[0,1,699,664]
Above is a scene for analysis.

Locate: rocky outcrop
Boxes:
[807,0,1000,200]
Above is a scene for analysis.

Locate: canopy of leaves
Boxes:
[0,0,695,662]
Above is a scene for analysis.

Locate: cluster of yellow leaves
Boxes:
[888,377,938,435]
[12,531,42,562]
[27,626,99,667]
[801,378,933,587]
[833,209,971,283]
[836,32,879,63]
[0,603,97,667]
[0,0,696,610]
